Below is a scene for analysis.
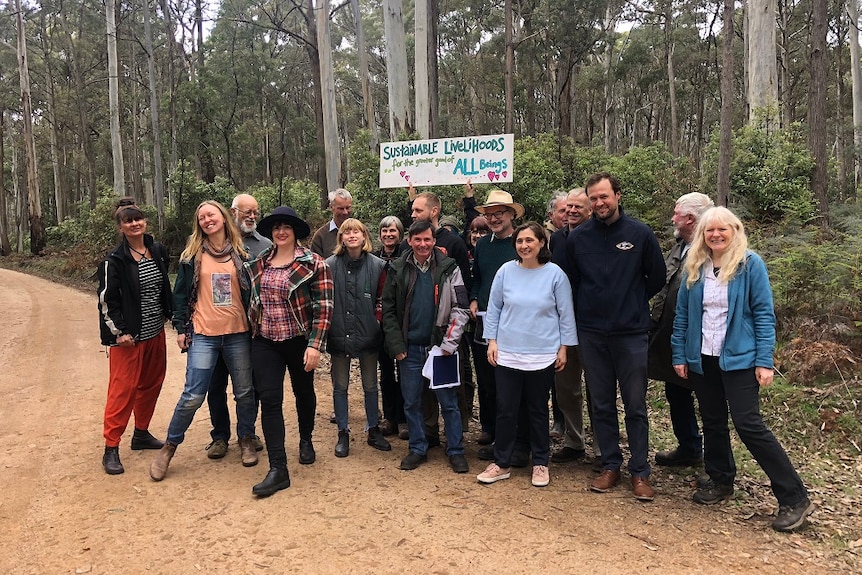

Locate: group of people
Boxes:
[95,172,814,532]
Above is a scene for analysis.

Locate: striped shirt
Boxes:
[138,257,165,341]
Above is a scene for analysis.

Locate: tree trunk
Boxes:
[849,0,862,194]
[40,9,65,223]
[316,0,341,192]
[717,0,734,207]
[415,0,430,138]
[382,0,411,138]
[303,0,329,205]
[106,0,126,196]
[12,137,24,253]
[665,5,679,157]
[15,0,45,254]
[602,7,617,152]
[746,0,779,129]
[0,108,11,256]
[159,0,178,175]
[144,0,165,229]
[427,0,439,138]
[194,0,215,183]
[504,0,514,133]
[350,0,379,150]
[809,0,829,228]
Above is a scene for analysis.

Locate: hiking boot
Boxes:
[692,480,734,505]
[449,454,469,474]
[102,446,124,475]
[367,426,391,451]
[590,469,621,493]
[252,467,291,497]
[299,439,316,465]
[130,428,164,450]
[378,419,396,436]
[551,446,585,463]
[655,448,703,467]
[399,451,427,470]
[531,465,550,487]
[772,498,815,532]
[206,439,228,460]
[149,443,176,481]
[335,430,350,458]
[239,436,259,467]
[477,463,510,484]
[397,423,409,440]
[252,435,264,452]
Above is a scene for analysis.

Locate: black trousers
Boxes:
[494,364,554,467]
[252,336,316,469]
[692,355,808,507]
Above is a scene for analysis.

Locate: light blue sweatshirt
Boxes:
[484,261,578,354]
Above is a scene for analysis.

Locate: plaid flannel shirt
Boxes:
[245,245,333,351]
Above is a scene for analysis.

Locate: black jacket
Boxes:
[98,234,173,346]
[563,207,666,335]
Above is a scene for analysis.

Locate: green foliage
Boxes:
[508,134,566,221]
[702,123,817,222]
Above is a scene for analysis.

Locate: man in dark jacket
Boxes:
[382,220,470,474]
[648,192,714,467]
[563,172,666,501]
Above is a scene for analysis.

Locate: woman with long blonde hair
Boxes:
[150,200,258,481]
[671,206,813,532]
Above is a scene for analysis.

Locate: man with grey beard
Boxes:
[203,194,272,461]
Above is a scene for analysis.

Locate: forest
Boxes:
[1,0,862,356]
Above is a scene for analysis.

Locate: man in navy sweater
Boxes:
[563,173,666,501]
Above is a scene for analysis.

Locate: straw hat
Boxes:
[476,190,525,219]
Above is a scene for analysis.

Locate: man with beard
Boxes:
[563,173,665,501]
[203,194,272,460]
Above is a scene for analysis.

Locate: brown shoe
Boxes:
[397,423,409,440]
[631,476,655,501]
[589,469,621,493]
[239,436,259,467]
[149,443,177,481]
[379,419,395,436]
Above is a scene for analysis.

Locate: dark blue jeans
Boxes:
[207,354,259,442]
[692,355,808,507]
[579,331,651,477]
[665,381,702,457]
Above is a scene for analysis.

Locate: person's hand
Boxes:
[176,333,189,350]
[487,340,498,367]
[407,181,417,201]
[464,179,474,198]
[469,300,478,319]
[755,366,774,387]
[554,346,567,372]
[673,364,688,379]
[303,347,321,372]
[395,352,407,361]
[116,334,135,347]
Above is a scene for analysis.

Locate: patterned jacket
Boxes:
[245,245,333,351]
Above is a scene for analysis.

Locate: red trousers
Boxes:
[103,330,167,447]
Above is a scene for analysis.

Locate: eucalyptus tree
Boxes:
[106,0,126,195]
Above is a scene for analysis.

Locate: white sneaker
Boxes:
[531,465,549,487]
[477,463,511,484]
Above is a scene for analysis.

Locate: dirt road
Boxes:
[0,268,843,574]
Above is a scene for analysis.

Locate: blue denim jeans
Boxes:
[398,344,463,456]
[331,353,380,432]
[166,332,255,445]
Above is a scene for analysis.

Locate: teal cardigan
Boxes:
[671,250,775,375]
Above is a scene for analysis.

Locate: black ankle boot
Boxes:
[335,430,350,458]
[367,426,392,451]
[103,446,124,475]
[299,438,316,465]
[131,428,165,450]
[252,467,291,497]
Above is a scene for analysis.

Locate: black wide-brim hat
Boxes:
[257,206,311,240]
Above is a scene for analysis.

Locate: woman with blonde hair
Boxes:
[672,206,813,532]
[150,200,258,481]
[326,218,390,457]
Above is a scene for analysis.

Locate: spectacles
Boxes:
[470,229,489,235]
[237,208,259,218]
[484,210,509,220]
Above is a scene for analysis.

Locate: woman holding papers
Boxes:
[477,221,577,488]
[325,218,391,457]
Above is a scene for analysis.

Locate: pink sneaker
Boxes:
[531,465,550,487]
[477,463,511,484]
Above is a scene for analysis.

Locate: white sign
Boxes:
[379,134,515,188]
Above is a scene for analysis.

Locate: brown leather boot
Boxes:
[239,436,259,467]
[149,443,176,481]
